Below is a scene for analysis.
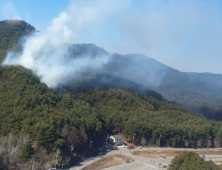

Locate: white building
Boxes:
[110,135,124,145]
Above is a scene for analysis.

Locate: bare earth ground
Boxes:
[132,149,222,158]
[80,154,134,170]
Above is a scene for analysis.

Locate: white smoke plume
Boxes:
[2,0,126,87]
[2,0,222,81]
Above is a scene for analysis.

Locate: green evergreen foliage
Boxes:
[0,20,35,62]
[169,152,220,170]
[19,142,34,163]
[0,65,216,149]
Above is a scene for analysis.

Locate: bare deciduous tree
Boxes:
[0,133,30,167]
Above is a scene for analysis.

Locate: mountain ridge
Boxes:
[65,43,222,119]
[1,19,222,119]
[0,20,35,63]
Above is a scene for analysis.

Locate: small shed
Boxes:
[110,135,124,145]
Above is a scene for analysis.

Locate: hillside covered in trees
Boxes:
[0,20,222,169]
[1,19,222,120]
[65,44,222,120]
[1,65,222,169]
[0,20,35,63]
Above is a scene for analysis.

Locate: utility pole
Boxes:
[55,151,58,169]
[70,144,74,160]
[89,140,93,156]
[182,135,186,148]
[133,134,136,145]
[31,160,36,170]
[106,134,109,145]
[159,134,162,148]
[55,149,60,169]
[207,136,212,149]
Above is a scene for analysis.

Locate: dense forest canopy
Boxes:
[0,20,222,169]
[0,65,221,169]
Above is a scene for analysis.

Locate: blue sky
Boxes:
[1,0,222,74]
[0,0,69,30]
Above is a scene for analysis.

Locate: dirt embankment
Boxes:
[81,154,134,170]
[133,149,222,158]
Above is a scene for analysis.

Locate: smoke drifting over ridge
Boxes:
[3,0,222,89]
[2,0,123,87]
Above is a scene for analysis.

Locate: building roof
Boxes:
[110,135,123,140]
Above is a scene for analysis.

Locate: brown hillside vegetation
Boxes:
[133,149,222,158]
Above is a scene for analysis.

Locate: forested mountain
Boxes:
[65,44,222,120]
[158,71,222,119]
[0,20,35,63]
[0,65,221,169]
[1,19,222,120]
[0,20,222,169]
